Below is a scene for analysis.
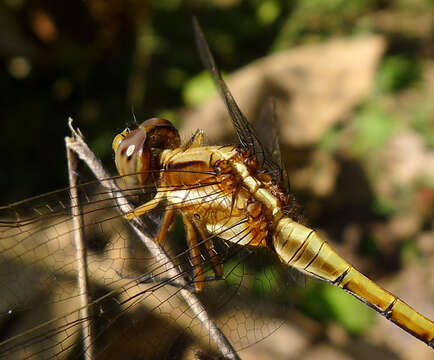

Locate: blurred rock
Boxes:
[372,10,433,38]
[379,130,434,188]
[417,230,434,255]
[182,35,385,147]
[300,343,352,360]
[290,150,339,197]
[241,321,310,360]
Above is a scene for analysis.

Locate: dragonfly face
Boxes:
[113,117,181,186]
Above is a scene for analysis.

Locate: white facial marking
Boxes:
[126,144,135,157]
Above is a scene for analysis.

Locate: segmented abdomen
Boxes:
[273,217,434,347]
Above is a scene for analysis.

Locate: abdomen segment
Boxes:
[273,217,434,348]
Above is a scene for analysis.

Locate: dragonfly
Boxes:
[1,18,433,360]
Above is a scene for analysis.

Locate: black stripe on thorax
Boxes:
[167,160,205,170]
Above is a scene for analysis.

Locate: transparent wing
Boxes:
[0,171,288,359]
[193,19,288,190]
[192,18,260,153]
[255,97,290,192]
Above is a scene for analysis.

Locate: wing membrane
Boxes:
[192,20,263,156]
[192,19,287,189]
[255,97,290,191]
[0,170,285,359]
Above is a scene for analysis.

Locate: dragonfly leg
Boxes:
[124,193,164,220]
[155,207,175,245]
[182,213,204,292]
[183,129,204,149]
[197,224,223,279]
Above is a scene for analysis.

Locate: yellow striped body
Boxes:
[225,153,434,348]
[274,218,434,346]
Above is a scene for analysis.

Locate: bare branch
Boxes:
[65,118,240,360]
[66,141,95,360]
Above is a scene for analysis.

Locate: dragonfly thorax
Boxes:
[156,142,287,249]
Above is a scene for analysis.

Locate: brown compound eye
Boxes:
[113,118,180,185]
[114,125,150,185]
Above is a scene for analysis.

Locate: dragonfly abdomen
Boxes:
[274,218,434,347]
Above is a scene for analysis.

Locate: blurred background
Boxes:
[0,0,433,359]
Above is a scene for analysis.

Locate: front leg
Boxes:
[124,192,165,220]
[182,213,205,292]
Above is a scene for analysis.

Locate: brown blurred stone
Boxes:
[182,36,385,147]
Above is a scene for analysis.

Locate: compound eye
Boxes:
[113,117,180,186]
[141,117,175,128]
[113,125,150,185]
[140,118,181,153]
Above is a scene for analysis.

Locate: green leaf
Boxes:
[322,285,374,334]
[350,105,396,156]
[376,56,421,93]
[256,0,281,25]
[156,109,180,128]
[318,126,341,152]
[182,71,217,107]
[252,266,279,296]
[400,239,420,265]
[372,196,398,216]
[222,259,246,288]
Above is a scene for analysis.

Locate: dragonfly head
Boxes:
[112,117,180,185]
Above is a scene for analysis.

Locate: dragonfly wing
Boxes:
[192,19,289,190]
[0,170,290,358]
[192,19,265,158]
[0,176,190,359]
[255,97,290,192]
